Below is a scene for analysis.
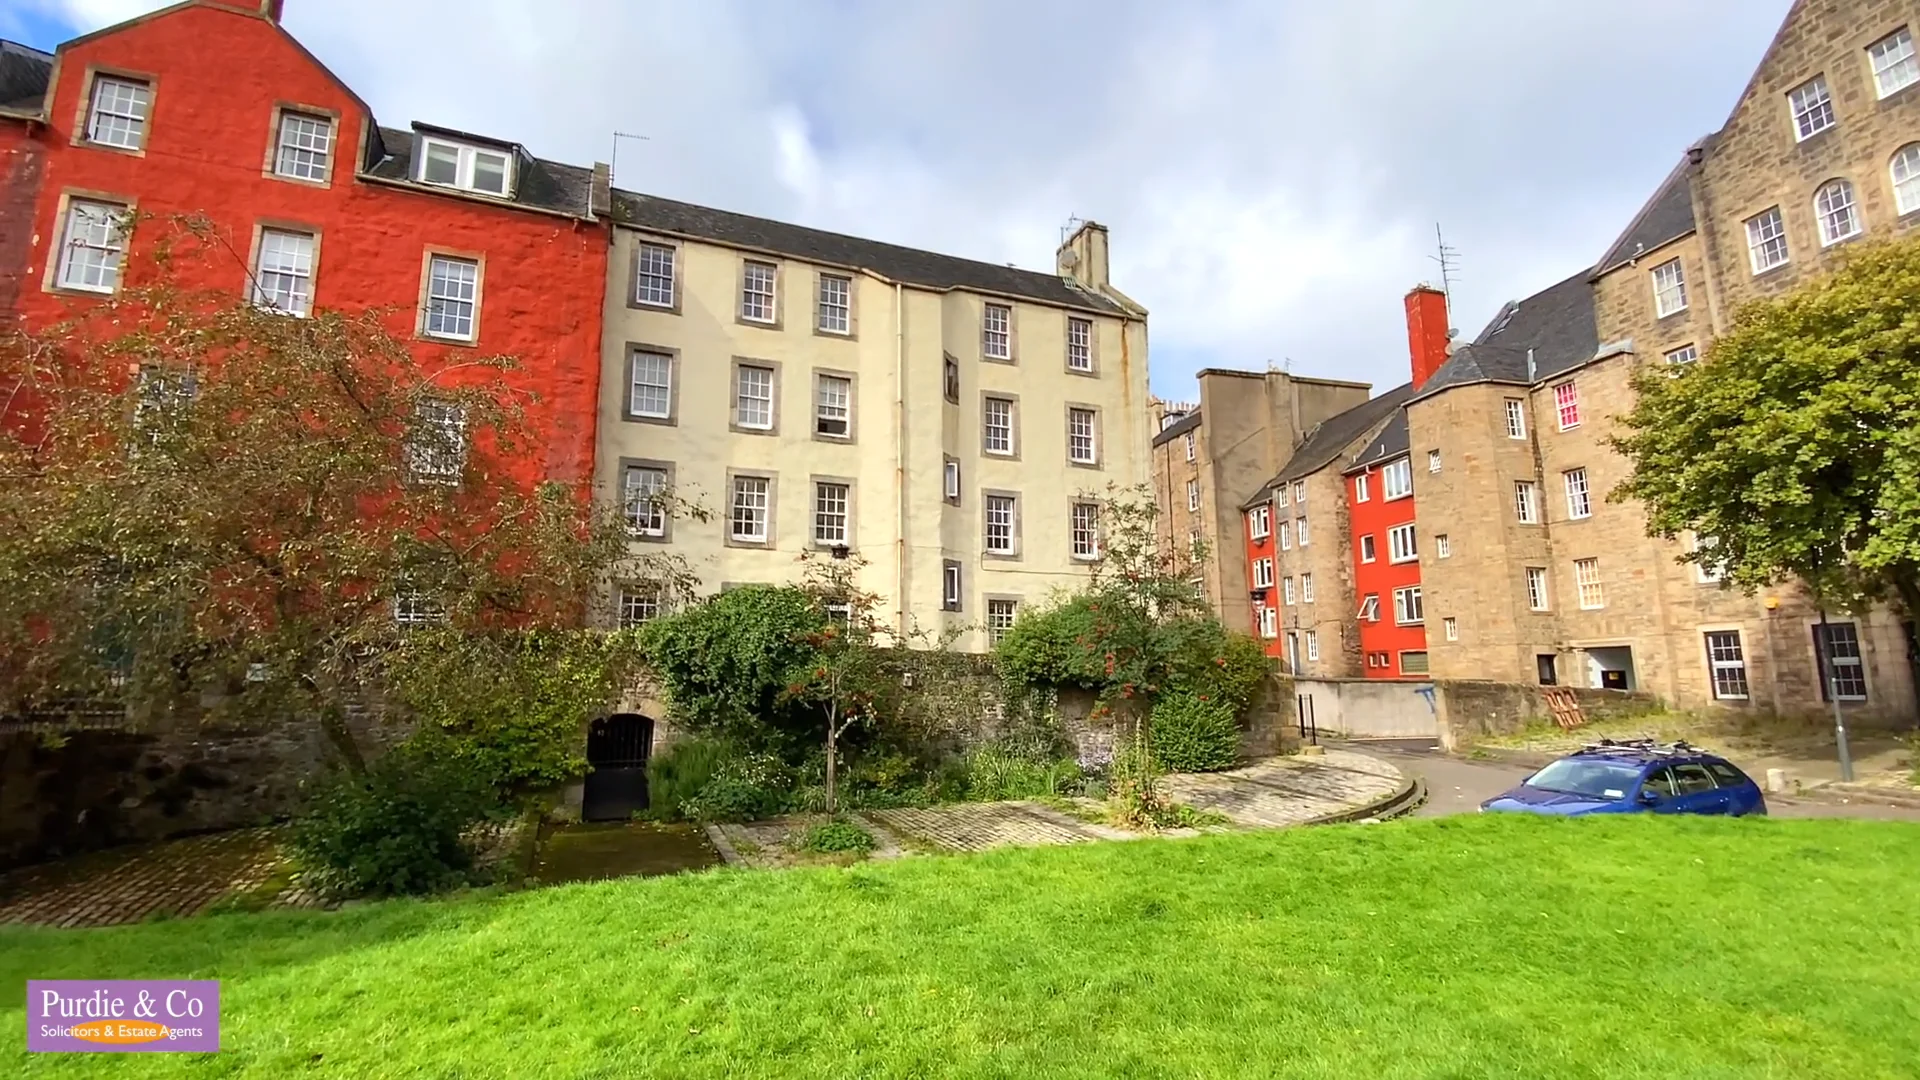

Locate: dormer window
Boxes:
[418,136,512,196]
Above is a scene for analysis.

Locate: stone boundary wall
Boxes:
[1432,680,1661,751]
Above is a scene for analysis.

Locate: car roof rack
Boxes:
[1574,737,1700,758]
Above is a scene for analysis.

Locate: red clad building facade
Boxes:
[0,0,610,486]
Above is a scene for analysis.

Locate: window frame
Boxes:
[1813,622,1869,702]
[249,225,319,318]
[983,491,1021,558]
[1746,207,1790,275]
[1515,480,1541,525]
[944,457,962,505]
[1443,617,1458,642]
[730,360,778,434]
[52,195,131,295]
[406,398,467,484]
[1574,558,1604,610]
[419,249,483,343]
[985,597,1019,643]
[981,302,1014,361]
[1184,431,1196,462]
[815,272,853,336]
[1252,557,1274,589]
[631,240,678,310]
[1427,449,1442,474]
[1360,533,1375,563]
[617,585,661,629]
[740,260,779,325]
[1382,457,1413,500]
[1665,344,1699,366]
[1563,467,1592,520]
[417,135,513,196]
[1306,630,1320,662]
[1066,405,1101,467]
[942,560,964,612]
[1705,630,1750,701]
[81,71,152,153]
[1283,577,1296,606]
[1553,381,1580,431]
[269,107,335,185]
[1869,26,1918,99]
[1355,473,1370,502]
[1295,516,1310,547]
[1894,144,1920,216]
[1279,521,1293,551]
[1393,586,1424,626]
[1814,179,1863,247]
[1065,315,1095,374]
[727,472,775,546]
[1359,594,1380,622]
[624,347,678,424]
[1248,506,1271,541]
[1388,523,1418,564]
[1301,572,1314,603]
[1504,398,1527,440]
[1787,75,1836,142]
[1435,534,1451,559]
[1186,479,1200,512]
[813,370,855,442]
[1650,257,1688,317]
[982,394,1018,458]
[620,459,672,540]
[1525,567,1549,612]
[1070,501,1101,561]
[811,478,852,547]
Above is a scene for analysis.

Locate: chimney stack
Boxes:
[1404,285,1451,390]
[1057,220,1110,290]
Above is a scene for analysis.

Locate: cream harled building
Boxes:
[597,194,1150,651]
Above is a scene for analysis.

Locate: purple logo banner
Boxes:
[27,980,220,1053]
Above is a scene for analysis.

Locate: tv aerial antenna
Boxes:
[1430,223,1462,321]
[611,131,651,187]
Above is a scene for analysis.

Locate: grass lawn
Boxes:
[4,814,1918,1079]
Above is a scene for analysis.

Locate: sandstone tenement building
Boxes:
[1222,0,1920,722]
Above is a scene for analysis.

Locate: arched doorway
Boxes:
[582,714,654,821]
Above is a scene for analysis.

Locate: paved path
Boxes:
[0,828,302,929]
[1363,741,1920,822]
[851,749,1407,858]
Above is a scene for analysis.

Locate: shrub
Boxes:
[289,742,502,898]
[965,744,1083,801]
[1151,692,1241,773]
[841,751,937,809]
[679,749,794,822]
[644,738,733,821]
[798,818,876,854]
[637,585,829,753]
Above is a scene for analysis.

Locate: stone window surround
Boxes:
[43,188,138,298]
[984,594,1022,642]
[943,352,962,404]
[724,468,779,550]
[627,235,683,314]
[728,357,782,436]
[814,270,858,339]
[246,219,324,317]
[415,246,486,347]
[980,300,1018,364]
[621,343,682,426]
[943,454,962,506]
[71,65,157,157]
[736,257,783,329]
[1700,626,1752,703]
[1808,618,1870,703]
[1065,314,1098,376]
[261,102,342,188]
[617,456,676,544]
[981,488,1024,561]
[809,473,856,550]
[1065,402,1104,469]
[1069,499,1102,561]
[812,367,858,444]
[1649,256,1687,318]
[942,559,964,612]
[981,390,1021,460]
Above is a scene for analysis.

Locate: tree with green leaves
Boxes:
[1612,237,1920,622]
[0,220,699,778]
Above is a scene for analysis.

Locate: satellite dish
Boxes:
[1060,249,1080,269]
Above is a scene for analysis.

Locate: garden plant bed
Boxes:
[5,814,1917,1077]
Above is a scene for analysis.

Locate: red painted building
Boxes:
[0,0,610,486]
[1240,501,1278,652]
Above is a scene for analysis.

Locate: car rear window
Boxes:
[1706,762,1749,788]
[1526,759,1644,800]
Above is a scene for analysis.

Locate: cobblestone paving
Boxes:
[1161,750,1406,828]
[0,828,291,928]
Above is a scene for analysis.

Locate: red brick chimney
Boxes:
[1404,285,1451,390]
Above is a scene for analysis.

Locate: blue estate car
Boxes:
[1481,740,1768,817]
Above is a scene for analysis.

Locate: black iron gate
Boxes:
[582,714,654,821]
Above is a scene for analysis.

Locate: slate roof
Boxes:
[0,41,52,113]
[1346,409,1409,473]
[611,189,1128,315]
[1408,268,1598,402]
[366,125,599,220]
[1242,381,1415,507]
[1593,159,1697,277]
[1151,409,1202,447]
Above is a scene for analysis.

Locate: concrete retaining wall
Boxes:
[1292,678,1439,740]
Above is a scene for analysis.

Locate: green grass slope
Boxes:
[4,814,1917,1079]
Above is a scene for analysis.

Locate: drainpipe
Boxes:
[894,282,908,635]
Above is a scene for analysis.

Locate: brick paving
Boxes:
[1160,749,1406,828]
[0,828,294,928]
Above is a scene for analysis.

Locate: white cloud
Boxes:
[42,0,1792,395]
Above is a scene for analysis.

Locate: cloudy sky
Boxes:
[4,0,1790,398]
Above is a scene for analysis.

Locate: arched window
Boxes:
[1893,144,1920,216]
[1814,179,1861,246]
